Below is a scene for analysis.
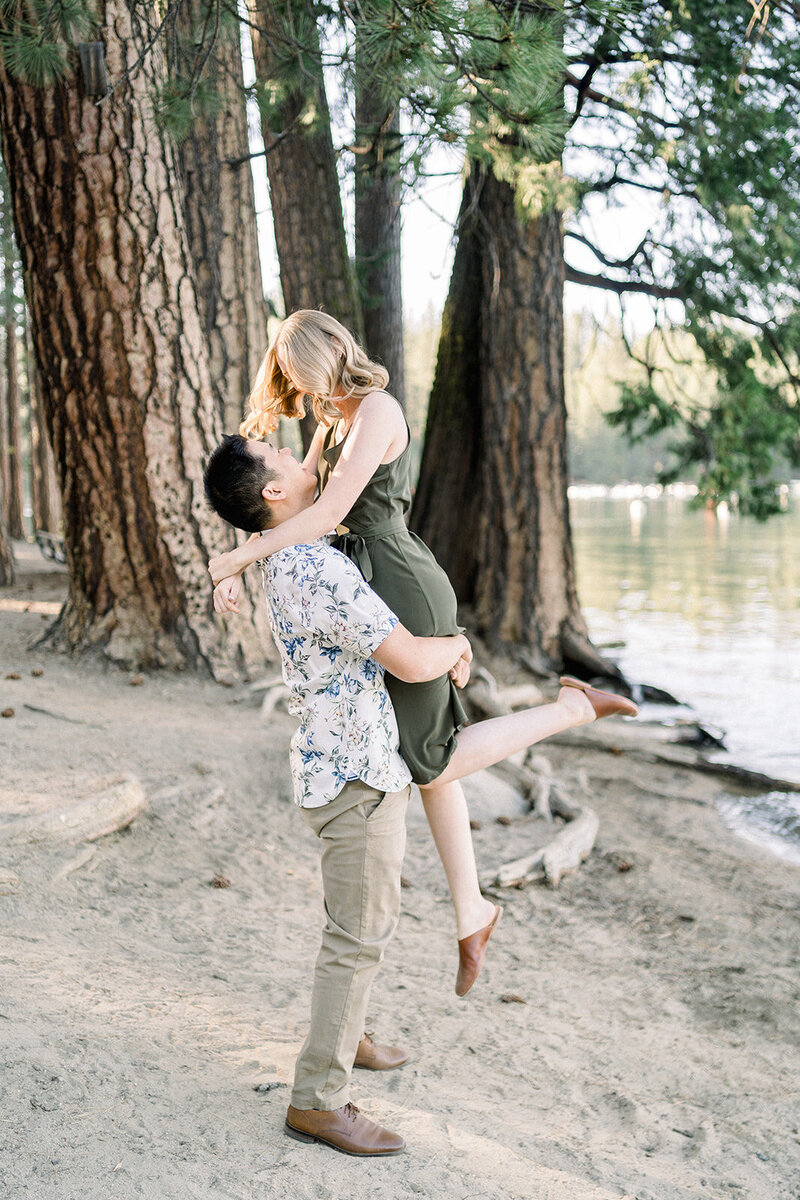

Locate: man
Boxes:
[204,435,472,1158]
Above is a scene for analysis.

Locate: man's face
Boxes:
[247,440,316,505]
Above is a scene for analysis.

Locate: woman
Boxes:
[209,310,636,995]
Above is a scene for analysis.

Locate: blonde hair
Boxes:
[240,310,389,438]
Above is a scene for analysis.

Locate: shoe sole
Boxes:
[284,1121,405,1156]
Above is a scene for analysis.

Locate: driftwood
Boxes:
[466,673,600,888]
[483,802,600,889]
[244,674,290,719]
[0,775,147,845]
[549,722,800,794]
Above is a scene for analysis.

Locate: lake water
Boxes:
[569,488,800,864]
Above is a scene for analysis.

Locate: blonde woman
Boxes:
[208,310,635,995]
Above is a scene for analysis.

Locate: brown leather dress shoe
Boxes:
[559,676,639,719]
[354,1032,410,1071]
[455,904,502,997]
[284,1102,405,1156]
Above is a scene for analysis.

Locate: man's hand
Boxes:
[448,653,471,689]
[448,639,472,688]
[213,575,243,615]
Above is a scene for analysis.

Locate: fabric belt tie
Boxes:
[334,517,407,583]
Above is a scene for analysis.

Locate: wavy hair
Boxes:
[240,310,389,439]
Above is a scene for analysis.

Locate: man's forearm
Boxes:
[373,627,469,684]
[409,634,469,683]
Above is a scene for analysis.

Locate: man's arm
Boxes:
[372,625,471,685]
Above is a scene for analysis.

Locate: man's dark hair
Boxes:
[203,435,277,533]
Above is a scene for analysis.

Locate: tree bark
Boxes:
[175,6,267,433]
[2,204,24,538]
[249,0,363,446]
[0,467,13,585]
[411,172,484,598]
[0,0,269,673]
[354,35,404,405]
[412,162,611,676]
[25,311,61,532]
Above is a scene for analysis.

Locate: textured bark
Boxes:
[411,172,484,598]
[25,314,61,532]
[354,37,404,404]
[0,0,270,672]
[0,469,13,585]
[249,0,362,446]
[175,8,266,433]
[3,226,24,538]
[413,163,609,675]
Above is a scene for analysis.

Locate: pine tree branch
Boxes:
[579,167,698,201]
[565,229,650,270]
[564,69,688,131]
[567,51,701,67]
[224,122,301,167]
[565,265,682,300]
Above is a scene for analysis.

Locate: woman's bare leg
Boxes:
[417,779,496,939]
[431,686,595,789]
[418,687,596,937]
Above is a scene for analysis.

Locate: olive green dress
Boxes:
[318,422,467,784]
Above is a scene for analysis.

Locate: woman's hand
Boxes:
[213,575,243,615]
[208,544,252,586]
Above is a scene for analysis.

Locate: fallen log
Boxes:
[0,775,147,845]
[464,677,600,888]
[483,802,600,889]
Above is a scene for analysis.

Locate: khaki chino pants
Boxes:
[290,779,410,1111]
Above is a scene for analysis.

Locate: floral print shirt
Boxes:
[260,539,412,808]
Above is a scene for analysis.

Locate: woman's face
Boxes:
[274,344,300,392]
[275,338,343,401]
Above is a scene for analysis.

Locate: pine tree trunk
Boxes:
[354,35,404,404]
[175,8,266,434]
[0,0,269,673]
[411,171,484,598]
[0,467,13,585]
[25,312,61,532]
[3,239,24,538]
[249,0,362,446]
[412,163,611,676]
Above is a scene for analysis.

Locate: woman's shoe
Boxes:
[559,676,639,719]
[455,905,502,997]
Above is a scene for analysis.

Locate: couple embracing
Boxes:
[203,310,637,1157]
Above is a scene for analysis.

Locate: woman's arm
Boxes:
[208,392,406,583]
[302,421,326,478]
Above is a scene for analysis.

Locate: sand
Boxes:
[1,542,799,1200]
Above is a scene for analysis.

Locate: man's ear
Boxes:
[262,480,287,503]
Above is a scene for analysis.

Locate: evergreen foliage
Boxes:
[563,1,800,516]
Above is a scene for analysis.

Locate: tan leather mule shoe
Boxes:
[354,1032,410,1071]
[285,1103,405,1156]
[559,675,639,719]
[455,904,502,997]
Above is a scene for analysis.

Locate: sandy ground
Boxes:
[1,543,799,1200]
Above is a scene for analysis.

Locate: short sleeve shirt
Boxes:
[260,539,412,807]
